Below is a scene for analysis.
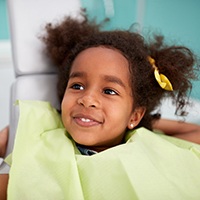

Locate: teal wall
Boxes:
[81,0,138,30]
[143,0,200,56]
[0,0,9,39]
[1,0,200,99]
[142,0,200,100]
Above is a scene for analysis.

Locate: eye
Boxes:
[103,88,118,95]
[71,83,84,90]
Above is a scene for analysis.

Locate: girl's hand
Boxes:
[0,126,9,157]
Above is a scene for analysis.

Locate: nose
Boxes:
[77,91,100,108]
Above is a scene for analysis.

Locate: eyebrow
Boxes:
[69,71,86,79]
[103,75,126,88]
[69,72,126,88]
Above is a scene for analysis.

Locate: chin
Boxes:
[72,136,97,146]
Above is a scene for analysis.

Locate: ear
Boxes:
[127,107,146,129]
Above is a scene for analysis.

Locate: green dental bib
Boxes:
[6,101,200,200]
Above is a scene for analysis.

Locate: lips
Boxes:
[73,114,102,127]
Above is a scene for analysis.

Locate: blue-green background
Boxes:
[1,0,200,99]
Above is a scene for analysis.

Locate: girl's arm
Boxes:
[153,119,200,144]
[0,126,8,157]
[0,174,8,200]
[0,127,9,199]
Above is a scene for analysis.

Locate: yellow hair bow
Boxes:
[148,56,173,91]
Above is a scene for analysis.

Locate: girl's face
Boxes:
[61,47,145,152]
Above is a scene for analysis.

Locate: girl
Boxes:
[1,13,200,199]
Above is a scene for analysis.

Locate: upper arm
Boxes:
[0,174,9,200]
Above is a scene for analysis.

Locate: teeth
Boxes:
[81,118,91,122]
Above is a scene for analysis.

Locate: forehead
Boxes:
[71,46,130,76]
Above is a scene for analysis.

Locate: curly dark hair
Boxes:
[42,13,199,130]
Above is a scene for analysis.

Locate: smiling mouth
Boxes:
[80,118,92,122]
[73,116,102,127]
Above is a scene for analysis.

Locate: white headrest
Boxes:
[8,0,81,75]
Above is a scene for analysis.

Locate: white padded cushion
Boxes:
[8,0,81,75]
[7,74,59,157]
[1,74,59,173]
[10,74,60,109]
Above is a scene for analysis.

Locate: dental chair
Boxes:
[0,0,81,174]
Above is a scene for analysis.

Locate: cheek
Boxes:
[107,103,132,125]
[61,96,70,120]
[61,93,76,120]
[61,98,66,115]
[120,101,134,122]
[61,92,72,110]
